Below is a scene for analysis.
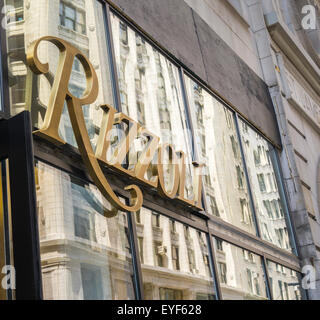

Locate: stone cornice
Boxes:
[265,12,320,98]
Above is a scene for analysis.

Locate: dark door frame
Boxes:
[0,111,42,300]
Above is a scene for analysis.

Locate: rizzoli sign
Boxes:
[27,36,203,216]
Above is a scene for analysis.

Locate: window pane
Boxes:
[266,260,303,300]
[10,75,26,105]
[135,208,216,300]
[111,14,196,202]
[238,119,294,252]
[35,161,136,300]
[184,76,256,235]
[77,10,85,24]
[5,0,114,151]
[6,0,24,23]
[64,18,75,31]
[212,238,268,300]
[65,5,76,20]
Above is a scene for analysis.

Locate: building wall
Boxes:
[185,0,263,78]
[243,0,320,298]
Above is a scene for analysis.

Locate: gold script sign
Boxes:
[27,36,203,217]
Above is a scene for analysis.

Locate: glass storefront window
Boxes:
[5,0,115,150]
[266,260,303,300]
[238,119,294,252]
[35,161,136,300]
[184,75,256,235]
[134,208,216,300]
[110,13,196,202]
[212,238,268,300]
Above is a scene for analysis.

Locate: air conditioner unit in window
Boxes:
[157,245,167,256]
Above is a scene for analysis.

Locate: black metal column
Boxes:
[7,111,42,300]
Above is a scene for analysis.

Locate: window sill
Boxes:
[7,19,24,26]
[58,25,88,40]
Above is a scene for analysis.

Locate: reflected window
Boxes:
[154,241,165,267]
[212,238,268,300]
[216,239,223,251]
[11,75,26,105]
[152,213,161,228]
[266,260,303,300]
[196,292,215,300]
[81,264,103,300]
[7,34,25,58]
[172,246,180,271]
[60,1,86,35]
[74,207,97,242]
[218,262,227,284]
[138,237,144,264]
[135,208,215,300]
[238,119,294,252]
[6,0,24,24]
[159,288,182,300]
[35,161,136,300]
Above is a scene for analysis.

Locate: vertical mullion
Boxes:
[179,68,197,161]
[126,209,144,300]
[234,113,261,238]
[179,68,208,214]
[5,160,14,300]
[207,233,222,300]
[1,161,13,300]
[262,255,273,300]
[269,145,298,256]
[103,3,122,112]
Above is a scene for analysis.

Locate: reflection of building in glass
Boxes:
[213,239,302,300]
[111,13,195,200]
[267,260,302,300]
[239,120,291,252]
[6,0,26,115]
[213,239,268,300]
[184,78,255,235]
[36,162,135,300]
[135,208,215,300]
[7,0,114,149]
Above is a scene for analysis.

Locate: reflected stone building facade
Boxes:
[0,0,319,300]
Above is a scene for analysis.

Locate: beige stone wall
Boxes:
[184,0,263,78]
